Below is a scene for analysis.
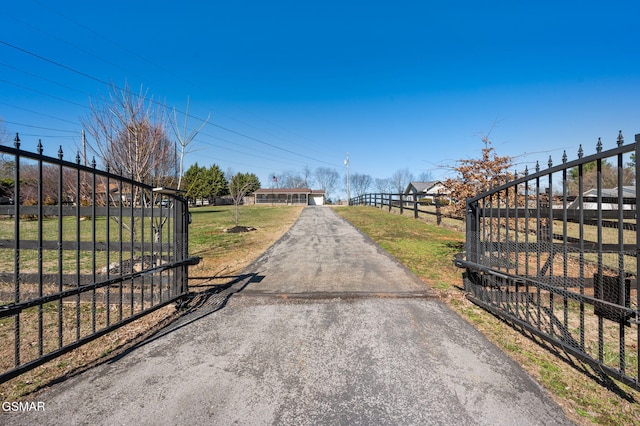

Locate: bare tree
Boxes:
[350,173,372,197]
[272,171,308,188]
[390,168,414,194]
[229,172,260,226]
[0,118,8,145]
[82,82,176,195]
[170,97,209,190]
[0,120,13,197]
[417,171,434,182]
[375,177,393,193]
[302,166,313,188]
[82,82,176,243]
[314,167,339,203]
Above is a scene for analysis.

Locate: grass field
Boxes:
[2,204,639,424]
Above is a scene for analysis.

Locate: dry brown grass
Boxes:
[0,305,178,402]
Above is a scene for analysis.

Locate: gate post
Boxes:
[466,197,478,264]
[174,196,187,297]
[636,134,640,333]
[154,187,192,299]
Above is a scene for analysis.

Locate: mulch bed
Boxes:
[224,226,256,233]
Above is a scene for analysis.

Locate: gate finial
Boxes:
[596,137,602,153]
[14,133,20,149]
[617,130,624,146]
[578,145,583,158]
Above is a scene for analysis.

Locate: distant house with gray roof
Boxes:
[567,186,636,210]
[404,181,448,202]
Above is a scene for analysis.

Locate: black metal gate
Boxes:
[0,135,199,382]
[456,132,640,391]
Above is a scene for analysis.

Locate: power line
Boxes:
[0,40,110,87]
[193,137,317,170]
[3,12,149,84]
[0,60,88,96]
[0,39,340,171]
[0,100,79,125]
[21,1,341,164]
[0,78,89,109]
[0,131,76,140]
[25,0,328,155]
[2,120,77,133]
[28,0,198,89]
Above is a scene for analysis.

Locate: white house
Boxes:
[404,181,448,202]
[253,188,326,205]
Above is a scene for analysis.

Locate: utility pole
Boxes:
[344,152,350,203]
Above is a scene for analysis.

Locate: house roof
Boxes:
[567,186,636,209]
[404,181,441,194]
[582,186,635,198]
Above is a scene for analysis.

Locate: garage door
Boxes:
[309,194,324,205]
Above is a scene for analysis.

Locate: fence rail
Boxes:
[0,135,199,382]
[457,132,640,391]
[349,192,450,225]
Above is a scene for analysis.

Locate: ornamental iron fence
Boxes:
[0,134,199,382]
[456,131,640,391]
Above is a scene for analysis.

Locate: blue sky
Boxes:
[1,0,639,198]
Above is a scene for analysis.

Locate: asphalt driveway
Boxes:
[5,207,572,425]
